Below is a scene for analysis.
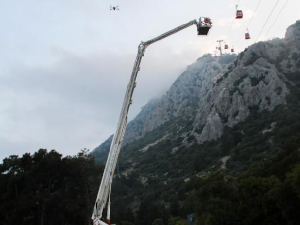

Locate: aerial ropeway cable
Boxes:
[222,0,288,55]
[246,0,263,29]
[232,0,263,48]
[264,0,290,37]
[255,0,280,42]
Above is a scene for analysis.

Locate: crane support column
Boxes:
[92,18,212,225]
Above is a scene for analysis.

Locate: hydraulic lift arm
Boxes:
[92,18,211,225]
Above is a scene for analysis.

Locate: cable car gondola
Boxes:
[245,29,250,39]
[197,17,212,35]
[224,44,229,49]
[236,5,243,19]
[231,48,235,53]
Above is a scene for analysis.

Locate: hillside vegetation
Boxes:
[93,21,300,225]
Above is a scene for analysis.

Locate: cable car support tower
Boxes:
[216,40,224,56]
[92,17,212,225]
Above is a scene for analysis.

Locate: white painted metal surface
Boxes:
[92,18,211,225]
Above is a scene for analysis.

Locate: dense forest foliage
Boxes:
[109,134,300,225]
[0,149,103,225]
[1,136,300,225]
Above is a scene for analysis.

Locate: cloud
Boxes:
[0,51,131,160]
[216,18,234,27]
[0,42,205,160]
[216,9,255,29]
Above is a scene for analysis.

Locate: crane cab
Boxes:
[197,17,212,35]
[245,32,250,40]
[236,10,243,19]
[224,44,229,49]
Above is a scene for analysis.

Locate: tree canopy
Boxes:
[0,149,103,225]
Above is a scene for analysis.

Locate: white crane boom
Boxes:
[92,18,212,225]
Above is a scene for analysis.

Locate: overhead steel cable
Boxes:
[264,0,290,37]
[233,33,244,46]
[246,0,263,29]
[227,17,235,37]
[255,0,280,43]
[233,0,262,48]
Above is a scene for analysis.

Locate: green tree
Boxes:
[152,218,164,225]
[168,216,182,225]
[0,148,103,225]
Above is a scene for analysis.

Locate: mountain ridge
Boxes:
[93,54,235,158]
[93,24,297,158]
[93,20,300,177]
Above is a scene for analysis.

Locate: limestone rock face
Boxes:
[193,55,289,143]
[122,54,228,145]
[284,20,300,47]
[123,98,160,144]
[94,21,300,153]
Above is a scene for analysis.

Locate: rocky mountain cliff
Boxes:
[123,54,235,144]
[93,54,235,157]
[94,21,300,158]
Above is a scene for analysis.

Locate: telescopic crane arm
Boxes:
[143,19,198,47]
[92,18,212,225]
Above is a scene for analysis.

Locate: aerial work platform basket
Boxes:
[197,17,212,35]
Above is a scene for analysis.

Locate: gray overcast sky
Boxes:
[0,0,299,160]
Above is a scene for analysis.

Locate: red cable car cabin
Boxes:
[224,44,228,49]
[231,49,234,53]
[245,32,250,40]
[197,17,212,35]
[236,10,243,19]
